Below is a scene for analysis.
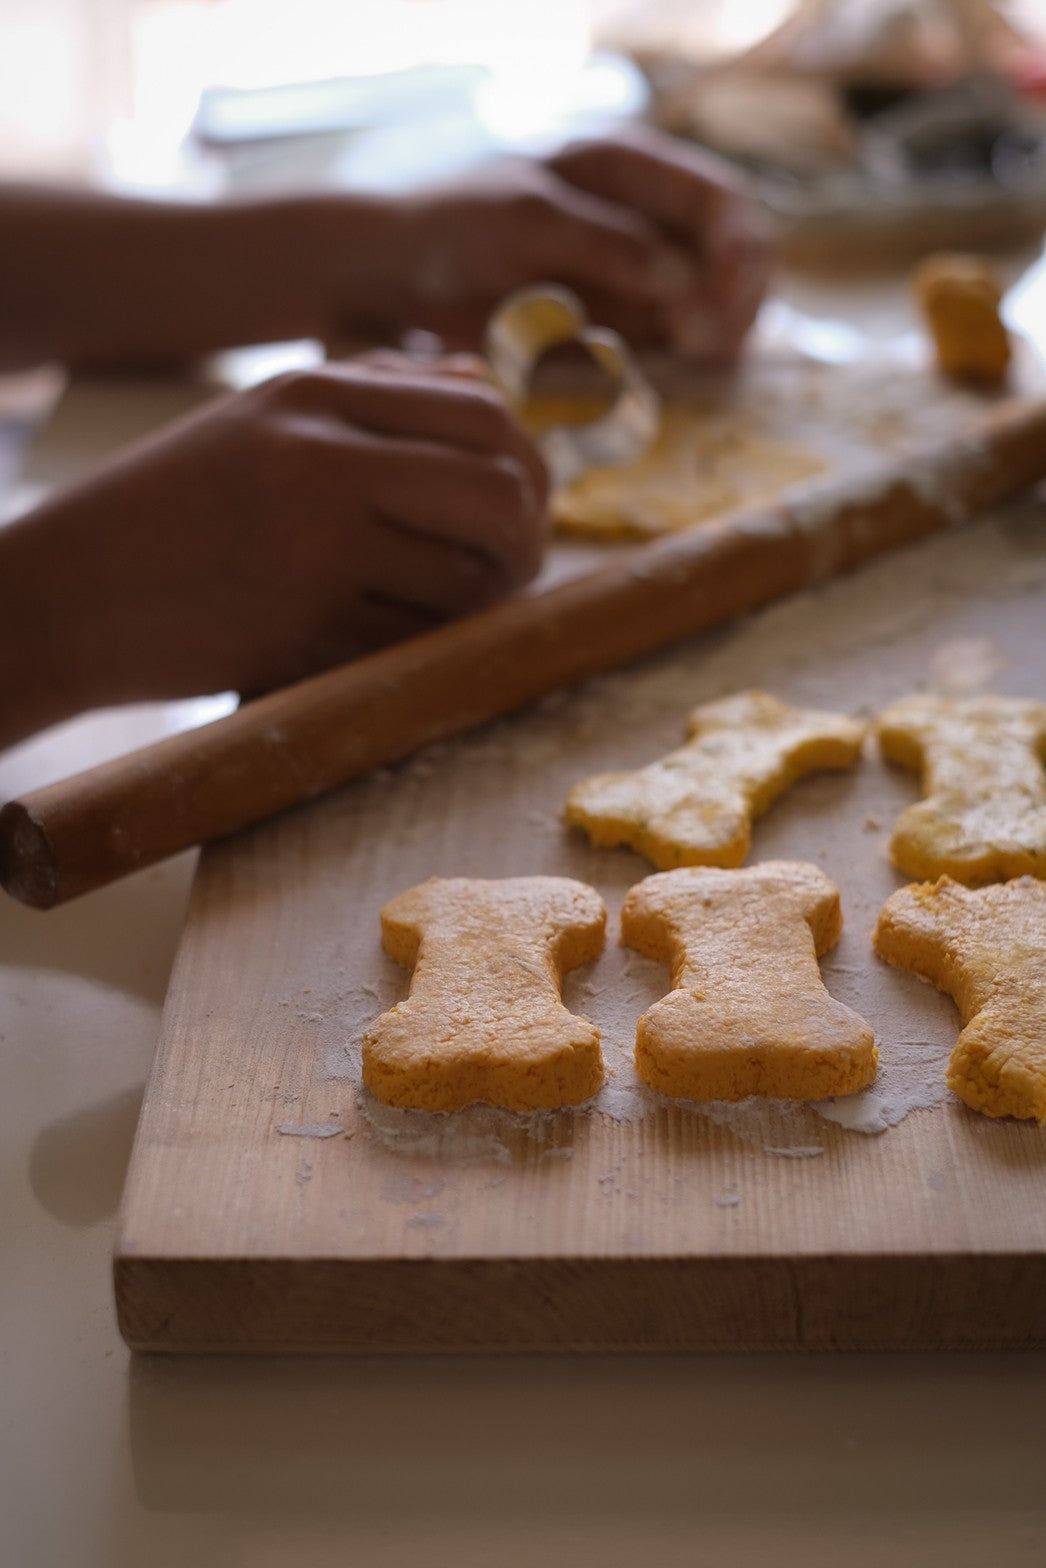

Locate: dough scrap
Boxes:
[524,398,827,540]
[362,876,606,1112]
[874,875,1046,1121]
[877,694,1046,884]
[566,689,866,870]
[621,862,877,1102]
[912,253,1011,386]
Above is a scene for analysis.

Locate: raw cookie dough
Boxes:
[566,689,866,870]
[362,876,606,1112]
[874,875,1046,1121]
[912,253,1011,386]
[622,862,877,1102]
[524,397,827,539]
[877,693,1046,883]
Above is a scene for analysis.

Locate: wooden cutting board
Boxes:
[114,352,1046,1353]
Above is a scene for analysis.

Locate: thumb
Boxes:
[526,177,699,306]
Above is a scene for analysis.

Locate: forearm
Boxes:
[0,422,238,752]
[0,500,109,748]
[0,453,200,749]
[0,185,409,371]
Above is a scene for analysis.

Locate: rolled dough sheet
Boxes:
[526,395,827,540]
[522,328,1046,544]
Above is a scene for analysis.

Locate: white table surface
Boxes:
[4,305,1046,1568]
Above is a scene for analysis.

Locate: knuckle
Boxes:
[259,366,328,408]
[480,393,534,446]
[483,457,544,579]
[443,376,522,437]
[553,135,623,178]
[551,134,598,167]
[350,348,405,375]
[483,452,533,511]
[507,182,557,226]
[449,374,504,414]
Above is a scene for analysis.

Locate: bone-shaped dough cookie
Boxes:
[567,690,865,870]
[877,694,1046,883]
[362,876,606,1112]
[874,875,1046,1121]
[621,862,877,1102]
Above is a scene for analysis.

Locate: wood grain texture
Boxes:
[7,393,1046,908]
[114,508,1046,1353]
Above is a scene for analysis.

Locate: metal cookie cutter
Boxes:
[484,284,660,490]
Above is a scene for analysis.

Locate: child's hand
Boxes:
[2,361,548,745]
[546,128,772,362]
[373,125,771,361]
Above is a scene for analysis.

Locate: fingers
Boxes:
[243,435,540,683]
[265,362,549,515]
[548,128,773,360]
[382,139,768,362]
[667,200,773,361]
[246,595,441,690]
[549,126,744,243]
[358,431,547,591]
[249,366,548,639]
[508,176,674,305]
[360,503,526,615]
[350,347,488,381]
[288,414,546,597]
[556,287,670,349]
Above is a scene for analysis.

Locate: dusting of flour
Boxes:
[332,506,1046,1164]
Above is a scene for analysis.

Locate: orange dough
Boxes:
[875,875,1046,1122]
[362,876,606,1112]
[913,253,1011,385]
[621,861,877,1102]
[877,694,1046,884]
[567,689,865,870]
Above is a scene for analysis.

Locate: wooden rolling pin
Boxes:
[3,395,1046,909]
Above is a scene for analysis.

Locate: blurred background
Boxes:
[4,0,1046,289]
[0,1,789,183]
[2,1,1043,208]
[7,1,1046,487]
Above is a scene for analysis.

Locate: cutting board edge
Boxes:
[113,1249,1046,1355]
